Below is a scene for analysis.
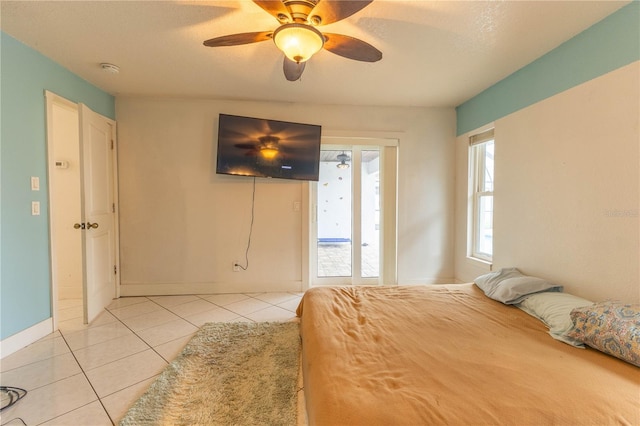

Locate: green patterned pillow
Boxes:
[567,301,640,367]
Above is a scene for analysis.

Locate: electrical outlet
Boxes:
[233,261,240,272]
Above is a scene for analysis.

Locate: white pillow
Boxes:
[518,292,594,347]
[474,268,563,304]
[474,267,522,294]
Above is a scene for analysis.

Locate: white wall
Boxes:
[116,98,456,295]
[455,62,639,303]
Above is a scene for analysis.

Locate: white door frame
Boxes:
[307,133,398,288]
[45,91,120,328]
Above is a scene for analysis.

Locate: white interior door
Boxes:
[46,92,82,330]
[79,104,117,323]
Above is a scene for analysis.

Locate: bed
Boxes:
[296,283,640,425]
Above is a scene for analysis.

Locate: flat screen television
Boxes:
[216,113,322,181]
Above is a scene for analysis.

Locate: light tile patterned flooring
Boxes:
[0,292,302,425]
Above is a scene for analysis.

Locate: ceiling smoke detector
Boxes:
[100,63,120,74]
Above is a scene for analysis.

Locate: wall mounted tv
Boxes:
[216,113,322,181]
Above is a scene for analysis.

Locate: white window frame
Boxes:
[468,129,494,263]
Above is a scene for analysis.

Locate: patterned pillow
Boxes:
[567,301,640,367]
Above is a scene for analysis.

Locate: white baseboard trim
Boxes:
[0,318,54,359]
[398,278,460,285]
[120,281,304,297]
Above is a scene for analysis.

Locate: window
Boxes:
[469,129,494,262]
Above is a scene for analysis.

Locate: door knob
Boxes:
[74,223,85,230]
[87,222,99,229]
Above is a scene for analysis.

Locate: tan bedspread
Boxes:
[296,284,640,425]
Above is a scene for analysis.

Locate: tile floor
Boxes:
[0,292,303,425]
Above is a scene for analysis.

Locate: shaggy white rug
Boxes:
[120,321,301,426]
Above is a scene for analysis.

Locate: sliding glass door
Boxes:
[311,143,396,286]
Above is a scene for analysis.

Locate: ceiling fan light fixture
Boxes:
[260,147,279,159]
[336,152,350,169]
[259,135,280,159]
[273,23,324,63]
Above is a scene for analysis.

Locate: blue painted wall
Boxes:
[1,32,115,340]
[457,1,640,135]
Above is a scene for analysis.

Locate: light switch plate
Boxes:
[32,201,40,216]
[31,176,40,191]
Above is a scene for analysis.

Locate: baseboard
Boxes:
[120,281,304,297]
[398,278,460,285]
[0,318,54,359]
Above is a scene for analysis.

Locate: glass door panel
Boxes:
[312,146,383,286]
[361,151,380,278]
[317,150,352,278]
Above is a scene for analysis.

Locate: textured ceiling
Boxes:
[0,0,628,107]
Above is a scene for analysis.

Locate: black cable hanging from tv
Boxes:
[235,177,256,271]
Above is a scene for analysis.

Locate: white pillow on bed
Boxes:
[518,292,594,347]
[474,268,563,305]
[474,267,522,293]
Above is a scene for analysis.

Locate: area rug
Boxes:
[119,321,301,426]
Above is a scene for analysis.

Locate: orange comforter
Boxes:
[296,284,640,425]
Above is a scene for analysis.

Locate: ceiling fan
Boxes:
[203,0,382,81]
[224,123,318,161]
[236,135,283,160]
[336,151,350,169]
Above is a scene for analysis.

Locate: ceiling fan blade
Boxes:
[309,1,372,25]
[323,33,382,62]
[253,1,291,22]
[203,31,272,47]
[234,143,258,149]
[283,57,306,81]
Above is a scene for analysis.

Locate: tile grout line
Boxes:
[57,329,116,426]
[143,293,300,333]
[54,297,160,424]
[165,293,258,324]
[91,294,264,414]
[106,295,246,361]
[0,333,65,376]
[3,293,302,425]
[105,300,172,364]
[81,301,172,423]
[93,295,300,409]
[155,295,256,331]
